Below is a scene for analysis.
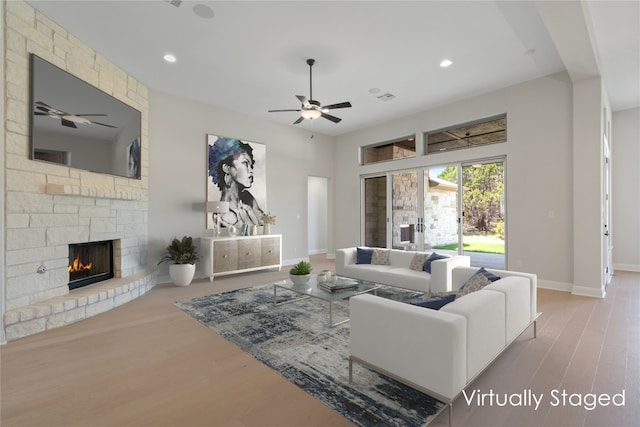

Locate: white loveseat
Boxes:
[335,247,471,294]
[349,266,538,419]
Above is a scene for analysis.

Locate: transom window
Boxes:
[425,114,506,154]
[361,136,416,165]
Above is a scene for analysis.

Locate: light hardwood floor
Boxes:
[1,256,638,427]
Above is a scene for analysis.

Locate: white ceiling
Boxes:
[25,0,640,137]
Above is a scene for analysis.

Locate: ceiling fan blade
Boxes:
[75,114,108,117]
[34,111,49,116]
[268,109,302,113]
[296,95,312,109]
[61,118,77,128]
[293,116,305,125]
[322,101,352,110]
[321,112,342,123]
[90,121,117,128]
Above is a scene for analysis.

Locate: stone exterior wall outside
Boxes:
[3,1,153,340]
[364,171,458,250]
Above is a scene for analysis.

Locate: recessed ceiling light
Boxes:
[368,88,381,94]
[193,4,214,19]
[163,53,177,63]
[440,59,453,68]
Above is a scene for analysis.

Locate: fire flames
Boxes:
[68,255,92,273]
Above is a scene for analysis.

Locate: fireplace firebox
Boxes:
[68,240,114,290]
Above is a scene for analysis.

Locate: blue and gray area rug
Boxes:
[175,284,446,427]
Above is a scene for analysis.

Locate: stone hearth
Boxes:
[3,272,156,341]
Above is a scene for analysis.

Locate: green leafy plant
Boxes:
[157,236,199,265]
[289,260,312,275]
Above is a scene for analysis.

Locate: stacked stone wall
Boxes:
[3,1,153,340]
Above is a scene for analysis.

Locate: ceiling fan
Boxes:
[34,101,117,129]
[268,58,352,124]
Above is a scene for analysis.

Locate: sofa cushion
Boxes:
[371,248,390,265]
[356,247,373,264]
[409,253,430,271]
[485,276,532,342]
[423,252,447,273]
[410,294,456,310]
[388,250,417,268]
[378,267,431,293]
[441,290,506,381]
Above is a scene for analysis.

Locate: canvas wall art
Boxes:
[207,134,267,231]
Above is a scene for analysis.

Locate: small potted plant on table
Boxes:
[261,212,276,235]
[158,236,200,286]
[289,260,312,285]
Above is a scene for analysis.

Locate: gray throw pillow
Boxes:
[458,270,492,296]
[371,248,390,265]
[409,253,430,271]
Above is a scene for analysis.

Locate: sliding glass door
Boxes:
[363,176,387,248]
[460,160,505,269]
[423,167,459,252]
[391,170,420,250]
[362,158,506,269]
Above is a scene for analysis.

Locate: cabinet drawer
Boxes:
[237,239,261,269]
[261,237,280,266]
[213,240,238,273]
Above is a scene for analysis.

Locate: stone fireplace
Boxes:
[68,240,115,290]
[2,1,155,342]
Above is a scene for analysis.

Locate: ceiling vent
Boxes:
[377,93,396,101]
[165,0,182,7]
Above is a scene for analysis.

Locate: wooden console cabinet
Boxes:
[201,235,282,281]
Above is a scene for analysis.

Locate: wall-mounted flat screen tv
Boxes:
[30,54,142,179]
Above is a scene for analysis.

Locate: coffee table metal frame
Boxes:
[273,275,380,327]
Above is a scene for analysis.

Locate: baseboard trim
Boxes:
[614,263,640,273]
[537,279,572,293]
[308,248,327,255]
[571,285,605,298]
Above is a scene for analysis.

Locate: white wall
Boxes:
[148,90,335,278]
[572,77,607,297]
[335,72,577,290]
[612,107,640,272]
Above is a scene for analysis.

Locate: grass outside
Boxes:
[433,235,505,254]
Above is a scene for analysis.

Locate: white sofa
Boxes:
[335,247,471,294]
[349,266,538,419]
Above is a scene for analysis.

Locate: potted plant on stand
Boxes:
[289,260,312,285]
[158,236,199,286]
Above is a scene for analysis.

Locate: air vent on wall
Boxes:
[377,93,396,101]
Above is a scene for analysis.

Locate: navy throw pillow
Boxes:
[423,252,448,273]
[410,294,456,310]
[478,266,501,282]
[356,247,373,264]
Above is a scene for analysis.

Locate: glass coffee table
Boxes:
[273,275,381,327]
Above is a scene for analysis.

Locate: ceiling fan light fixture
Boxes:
[301,109,322,120]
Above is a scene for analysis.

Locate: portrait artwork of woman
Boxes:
[207,135,266,230]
